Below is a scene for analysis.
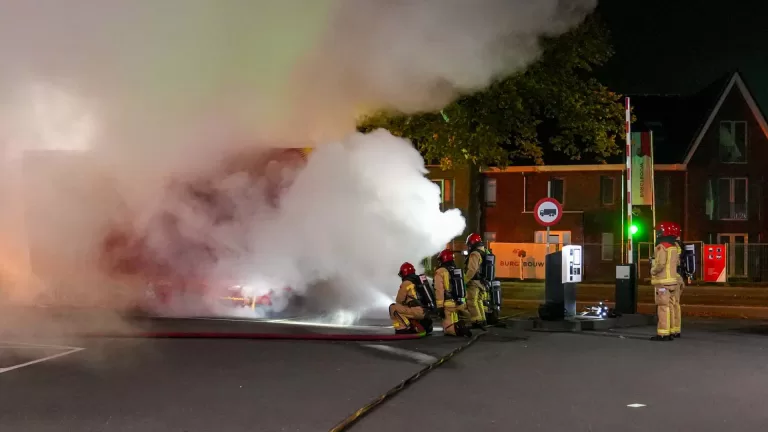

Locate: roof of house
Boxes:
[628,72,731,164]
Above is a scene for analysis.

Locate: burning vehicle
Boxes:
[98,147,313,316]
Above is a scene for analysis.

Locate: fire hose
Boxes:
[328,331,486,432]
[86,331,426,342]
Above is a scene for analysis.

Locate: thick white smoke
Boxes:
[0,0,596,319]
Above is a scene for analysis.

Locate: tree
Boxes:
[358,14,626,170]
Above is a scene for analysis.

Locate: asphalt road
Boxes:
[3,317,768,431]
[357,319,768,432]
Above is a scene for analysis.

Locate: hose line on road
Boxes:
[88,331,426,342]
[328,331,487,432]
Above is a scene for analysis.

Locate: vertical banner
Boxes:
[631,131,653,205]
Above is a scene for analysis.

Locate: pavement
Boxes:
[502,282,768,318]
[3,313,768,431]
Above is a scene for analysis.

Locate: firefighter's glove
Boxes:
[437,308,445,319]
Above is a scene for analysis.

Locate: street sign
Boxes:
[533,197,563,227]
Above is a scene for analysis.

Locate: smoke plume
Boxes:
[0,0,596,321]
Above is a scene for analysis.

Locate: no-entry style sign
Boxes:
[534,197,563,227]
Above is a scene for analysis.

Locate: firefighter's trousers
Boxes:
[481,288,490,315]
[389,303,425,331]
[466,281,486,324]
[442,300,468,336]
[654,284,678,337]
[672,283,683,334]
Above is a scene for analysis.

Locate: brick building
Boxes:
[428,71,768,280]
[480,71,768,280]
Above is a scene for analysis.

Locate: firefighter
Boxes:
[672,224,685,338]
[434,249,472,337]
[650,222,680,341]
[464,233,488,330]
[389,262,427,335]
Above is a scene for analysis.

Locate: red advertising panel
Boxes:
[703,244,727,283]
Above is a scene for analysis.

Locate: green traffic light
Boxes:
[629,225,639,235]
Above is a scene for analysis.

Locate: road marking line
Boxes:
[627,403,646,408]
[0,347,85,374]
[0,340,84,351]
[363,344,438,365]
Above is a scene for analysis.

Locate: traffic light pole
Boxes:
[625,97,633,264]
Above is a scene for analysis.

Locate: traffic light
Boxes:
[629,224,639,236]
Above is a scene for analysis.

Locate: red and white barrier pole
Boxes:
[625,97,633,264]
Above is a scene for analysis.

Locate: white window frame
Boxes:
[601,232,615,261]
[432,179,445,209]
[550,177,565,206]
[718,120,747,164]
[600,176,614,205]
[717,177,748,221]
[484,177,497,206]
[535,230,571,246]
[717,233,748,277]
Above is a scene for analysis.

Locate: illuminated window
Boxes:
[719,121,747,163]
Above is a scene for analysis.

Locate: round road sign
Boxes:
[534,197,563,227]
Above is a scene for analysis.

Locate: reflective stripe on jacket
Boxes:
[651,243,679,285]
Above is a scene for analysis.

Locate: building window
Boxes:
[709,178,748,220]
[484,232,497,243]
[484,177,497,206]
[655,175,671,206]
[600,176,614,205]
[550,177,565,205]
[717,233,748,277]
[719,121,747,163]
[432,179,455,211]
[601,232,615,261]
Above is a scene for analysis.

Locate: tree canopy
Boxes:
[358,15,626,169]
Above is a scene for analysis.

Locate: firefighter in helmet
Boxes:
[672,224,685,338]
[389,262,427,335]
[650,222,681,341]
[435,249,472,337]
[464,233,488,330]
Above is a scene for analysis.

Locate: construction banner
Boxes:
[489,242,552,280]
[631,131,653,205]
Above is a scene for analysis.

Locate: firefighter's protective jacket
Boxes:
[651,242,680,285]
[396,279,421,307]
[434,267,452,308]
[464,247,486,283]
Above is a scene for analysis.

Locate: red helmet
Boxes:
[655,221,681,238]
[437,249,454,265]
[398,262,416,278]
[466,233,483,249]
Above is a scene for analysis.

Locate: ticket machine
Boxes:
[540,245,582,320]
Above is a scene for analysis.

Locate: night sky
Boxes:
[597,0,768,108]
